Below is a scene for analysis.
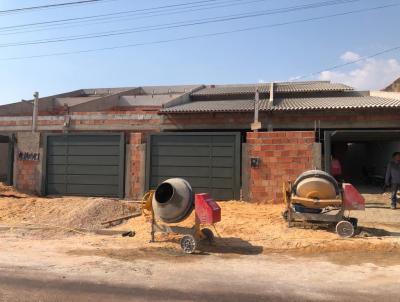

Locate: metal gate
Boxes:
[147,132,241,200]
[45,133,125,197]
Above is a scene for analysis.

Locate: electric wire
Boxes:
[0,0,361,47]
[293,45,400,80]
[0,0,268,35]
[0,0,116,16]
[0,3,397,62]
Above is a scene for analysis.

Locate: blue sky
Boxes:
[0,0,399,103]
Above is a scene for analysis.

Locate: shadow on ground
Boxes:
[199,237,263,255]
[358,227,400,237]
[68,238,262,262]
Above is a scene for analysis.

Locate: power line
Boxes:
[0,0,115,15]
[0,0,264,35]
[0,0,361,47]
[0,3,396,61]
[293,46,400,80]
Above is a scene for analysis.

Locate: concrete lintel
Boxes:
[70,88,141,113]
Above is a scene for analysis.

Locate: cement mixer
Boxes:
[283,170,365,238]
[142,178,221,254]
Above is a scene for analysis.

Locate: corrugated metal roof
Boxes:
[272,96,400,111]
[191,81,353,96]
[160,96,400,113]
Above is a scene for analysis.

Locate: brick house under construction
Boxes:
[1,81,400,202]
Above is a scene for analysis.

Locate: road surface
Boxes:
[1,234,400,302]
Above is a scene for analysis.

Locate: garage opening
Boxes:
[45,134,125,198]
[0,135,13,185]
[147,132,241,200]
[324,130,400,199]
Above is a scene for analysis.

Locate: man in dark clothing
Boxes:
[385,152,400,210]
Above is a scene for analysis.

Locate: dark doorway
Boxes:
[0,135,14,185]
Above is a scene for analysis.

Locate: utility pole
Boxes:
[32,92,39,133]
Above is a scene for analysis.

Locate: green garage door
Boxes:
[46,134,125,197]
[148,133,241,200]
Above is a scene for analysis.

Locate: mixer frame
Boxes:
[142,190,215,254]
[283,181,357,238]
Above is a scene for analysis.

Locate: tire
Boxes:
[336,220,355,238]
[180,235,197,254]
[201,228,214,244]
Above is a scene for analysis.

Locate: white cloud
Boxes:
[318,51,400,90]
[340,51,361,62]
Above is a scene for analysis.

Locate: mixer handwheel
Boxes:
[180,235,197,254]
[336,220,355,238]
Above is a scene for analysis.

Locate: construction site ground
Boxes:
[0,183,399,301]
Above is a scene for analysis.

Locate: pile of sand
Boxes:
[0,195,137,236]
[0,183,28,198]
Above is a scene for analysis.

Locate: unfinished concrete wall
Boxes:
[245,131,315,203]
[14,132,42,194]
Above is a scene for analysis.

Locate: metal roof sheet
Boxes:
[160,96,400,113]
[272,96,400,111]
[191,81,353,96]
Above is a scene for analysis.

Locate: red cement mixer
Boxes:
[142,178,221,254]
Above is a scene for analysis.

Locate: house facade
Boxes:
[1,81,400,202]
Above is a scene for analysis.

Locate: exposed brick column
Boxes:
[15,158,41,194]
[246,131,315,203]
[129,133,144,199]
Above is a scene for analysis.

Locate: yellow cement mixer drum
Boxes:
[293,170,339,200]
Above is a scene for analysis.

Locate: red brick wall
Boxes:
[246,131,315,203]
[129,132,144,199]
[15,158,40,194]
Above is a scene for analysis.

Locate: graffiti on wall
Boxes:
[18,151,40,161]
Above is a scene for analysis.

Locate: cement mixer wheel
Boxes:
[180,235,197,254]
[336,220,355,238]
[201,228,215,244]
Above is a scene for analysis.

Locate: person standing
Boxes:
[385,152,400,210]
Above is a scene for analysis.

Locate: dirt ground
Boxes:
[0,183,399,254]
[1,183,400,301]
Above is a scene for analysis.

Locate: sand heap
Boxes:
[0,183,28,198]
[0,193,137,234]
